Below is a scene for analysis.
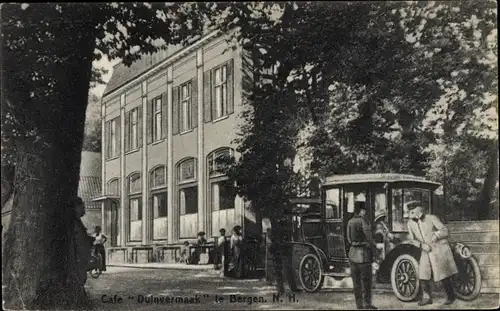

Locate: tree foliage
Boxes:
[82,93,102,153]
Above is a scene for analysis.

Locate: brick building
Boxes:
[96,31,259,263]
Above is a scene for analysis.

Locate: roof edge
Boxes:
[102,30,221,99]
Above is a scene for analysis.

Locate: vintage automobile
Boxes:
[282,173,482,301]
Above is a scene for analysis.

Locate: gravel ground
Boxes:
[85,267,499,310]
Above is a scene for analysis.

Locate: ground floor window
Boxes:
[129,196,142,241]
[211,180,235,211]
[152,191,168,240]
[211,179,236,235]
[179,185,198,238]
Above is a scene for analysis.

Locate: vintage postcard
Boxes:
[1,2,498,310]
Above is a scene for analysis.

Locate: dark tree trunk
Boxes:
[477,141,499,220]
[2,8,98,309]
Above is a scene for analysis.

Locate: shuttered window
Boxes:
[180,82,191,133]
[173,78,197,135]
[204,59,234,123]
[106,117,120,159]
[153,96,162,142]
[125,107,142,152]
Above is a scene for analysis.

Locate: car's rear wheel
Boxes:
[299,253,324,292]
[453,255,481,301]
[391,254,420,302]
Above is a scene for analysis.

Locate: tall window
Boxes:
[208,148,236,235]
[177,158,198,238]
[131,108,138,150]
[110,119,117,157]
[150,166,167,240]
[214,65,227,119]
[128,173,142,241]
[153,97,162,142]
[180,82,191,132]
[204,59,233,123]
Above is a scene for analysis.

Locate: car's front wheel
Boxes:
[298,253,324,292]
[390,254,420,302]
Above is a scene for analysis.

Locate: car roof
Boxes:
[322,173,441,187]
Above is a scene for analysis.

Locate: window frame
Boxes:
[390,187,431,233]
[152,96,163,142]
[110,118,117,157]
[130,107,139,150]
[179,184,198,215]
[180,81,192,132]
[178,158,196,185]
[210,178,236,212]
[323,186,342,220]
[129,196,143,221]
[213,64,228,120]
[128,173,142,195]
[152,191,168,218]
[107,178,120,196]
[208,148,233,178]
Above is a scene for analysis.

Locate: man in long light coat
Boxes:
[406,201,458,306]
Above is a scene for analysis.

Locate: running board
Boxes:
[323,272,351,277]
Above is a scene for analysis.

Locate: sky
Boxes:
[91,55,119,98]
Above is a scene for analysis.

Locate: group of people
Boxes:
[346,201,458,309]
[179,225,246,278]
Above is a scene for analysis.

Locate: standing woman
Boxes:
[228,225,244,278]
[93,226,108,272]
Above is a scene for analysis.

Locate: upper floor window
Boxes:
[214,65,227,120]
[125,106,142,152]
[180,82,192,133]
[153,97,162,142]
[110,119,117,155]
[204,59,234,123]
[131,108,138,149]
[106,117,120,159]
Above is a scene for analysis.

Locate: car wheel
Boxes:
[390,254,420,302]
[453,255,482,301]
[299,253,324,292]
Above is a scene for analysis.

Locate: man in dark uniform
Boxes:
[347,202,377,310]
[270,217,301,295]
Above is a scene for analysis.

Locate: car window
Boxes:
[392,188,431,232]
[344,189,367,217]
[325,188,341,219]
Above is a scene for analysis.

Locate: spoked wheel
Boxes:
[90,268,101,278]
[391,254,420,302]
[453,256,482,301]
[299,253,324,292]
[90,254,102,279]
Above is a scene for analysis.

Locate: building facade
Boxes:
[97,31,258,263]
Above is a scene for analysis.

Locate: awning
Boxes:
[92,195,120,202]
